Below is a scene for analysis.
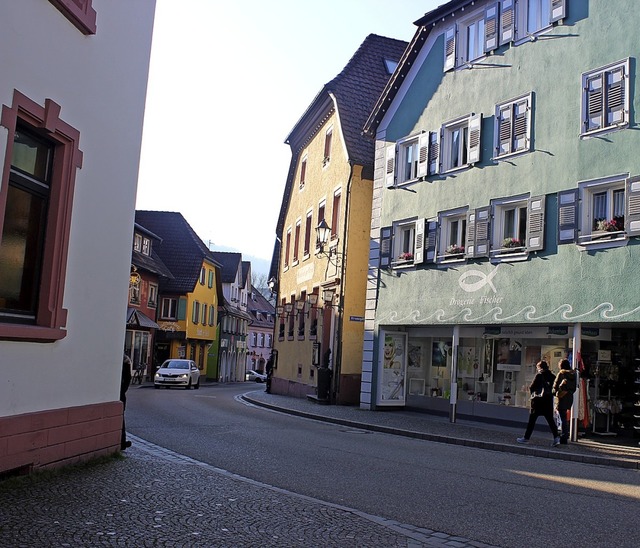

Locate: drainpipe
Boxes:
[571,323,581,442]
[450,325,460,422]
[331,162,354,404]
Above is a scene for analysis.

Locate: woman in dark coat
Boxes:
[517,360,560,447]
[553,358,577,444]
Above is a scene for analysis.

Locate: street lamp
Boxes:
[315,219,331,253]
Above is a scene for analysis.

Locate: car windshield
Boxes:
[163,361,189,369]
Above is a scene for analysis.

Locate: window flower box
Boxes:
[445,245,465,256]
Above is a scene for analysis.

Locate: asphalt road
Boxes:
[128,383,640,548]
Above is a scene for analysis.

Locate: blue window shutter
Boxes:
[484,3,499,53]
[499,0,515,45]
[177,297,187,321]
[557,189,578,244]
[550,0,566,23]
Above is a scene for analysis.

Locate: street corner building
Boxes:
[361,0,640,442]
[0,1,156,475]
[269,34,408,405]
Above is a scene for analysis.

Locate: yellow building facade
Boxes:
[271,34,408,404]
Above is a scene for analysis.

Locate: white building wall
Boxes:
[0,0,156,417]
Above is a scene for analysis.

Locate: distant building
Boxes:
[246,285,275,374]
[135,211,222,377]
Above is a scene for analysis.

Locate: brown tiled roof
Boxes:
[275,34,408,245]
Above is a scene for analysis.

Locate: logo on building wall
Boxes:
[458,265,499,293]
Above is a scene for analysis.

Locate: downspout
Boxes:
[332,162,354,403]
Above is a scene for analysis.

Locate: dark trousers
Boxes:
[120,396,127,449]
[524,404,558,440]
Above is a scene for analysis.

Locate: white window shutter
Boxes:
[606,66,627,126]
[557,189,578,244]
[385,144,396,188]
[499,0,515,45]
[526,195,545,252]
[550,0,566,23]
[444,26,456,72]
[426,220,438,263]
[473,206,491,258]
[416,132,429,178]
[379,226,392,267]
[467,113,482,165]
[625,176,640,237]
[428,130,441,175]
[484,3,499,53]
[496,104,512,156]
[514,97,530,152]
[466,210,476,257]
[414,218,425,264]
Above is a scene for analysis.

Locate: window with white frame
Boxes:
[441,114,482,172]
[494,93,532,158]
[148,283,158,308]
[512,0,565,40]
[192,301,200,324]
[488,194,545,257]
[208,305,215,326]
[323,127,333,166]
[141,237,151,255]
[299,155,307,189]
[199,267,205,285]
[579,176,626,242]
[385,133,429,187]
[201,304,208,325]
[160,298,177,320]
[581,59,629,138]
[462,11,485,63]
[134,234,142,252]
[397,135,419,184]
[390,218,425,265]
[439,210,467,259]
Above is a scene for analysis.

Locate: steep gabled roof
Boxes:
[210,251,242,284]
[364,2,471,136]
[135,211,218,294]
[285,33,408,171]
[241,261,251,289]
[274,33,408,247]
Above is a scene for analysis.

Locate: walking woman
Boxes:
[517,360,560,447]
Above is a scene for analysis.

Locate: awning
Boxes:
[126,307,160,329]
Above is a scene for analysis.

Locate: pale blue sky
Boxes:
[136,0,441,268]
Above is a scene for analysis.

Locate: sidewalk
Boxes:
[242,389,640,469]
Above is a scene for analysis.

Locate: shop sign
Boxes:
[350,316,364,322]
[547,326,569,336]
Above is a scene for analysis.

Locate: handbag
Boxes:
[553,408,563,434]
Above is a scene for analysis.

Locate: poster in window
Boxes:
[377,331,407,406]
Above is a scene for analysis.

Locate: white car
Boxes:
[245,369,267,383]
[154,359,200,389]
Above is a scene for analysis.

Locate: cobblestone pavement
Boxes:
[241,390,640,469]
[0,435,497,548]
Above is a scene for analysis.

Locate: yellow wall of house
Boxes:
[340,166,372,376]
[275,110,370,389]
[185,262,218,341]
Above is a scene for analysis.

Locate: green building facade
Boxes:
[362,0,640,436]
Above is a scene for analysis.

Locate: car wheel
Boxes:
[256,378,263,383]
[185,379,192,390]
[194,378,200,389]
[154,384,159,389]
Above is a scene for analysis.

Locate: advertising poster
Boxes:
[377,331,407,406]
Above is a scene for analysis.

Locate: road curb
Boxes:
[241,394,640,470]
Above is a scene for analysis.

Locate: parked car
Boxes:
[154,359,200,389]
[245,369,266,383]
